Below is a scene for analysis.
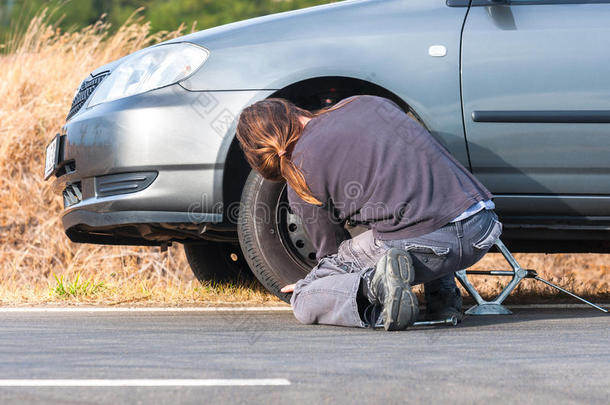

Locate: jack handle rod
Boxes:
[534,276,608,313]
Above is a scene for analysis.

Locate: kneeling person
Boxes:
[236,95,502,330]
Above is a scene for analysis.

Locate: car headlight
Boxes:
[88,43,209,107]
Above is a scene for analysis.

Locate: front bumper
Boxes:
[51,84,274,244]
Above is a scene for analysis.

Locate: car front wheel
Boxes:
[237,171,319,302]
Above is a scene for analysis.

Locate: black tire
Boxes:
[184,241,253,282]
[237,170,317,303]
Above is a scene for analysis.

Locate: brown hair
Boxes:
[236,96,357,205]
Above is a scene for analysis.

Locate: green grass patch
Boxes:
[51,273,106,298]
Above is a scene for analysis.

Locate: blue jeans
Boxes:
[290,209,503,327]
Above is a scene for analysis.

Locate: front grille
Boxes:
[66,71,110,121]
[95,171,158,197]
[63,182,82,208]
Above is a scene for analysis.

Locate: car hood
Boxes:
[161,0,374,50]
[88,0,372,76]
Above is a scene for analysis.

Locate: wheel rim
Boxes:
[276,185,318,269]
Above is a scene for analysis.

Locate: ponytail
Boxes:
[279,152,322,205]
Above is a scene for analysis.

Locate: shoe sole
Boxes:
[380,248,419,331]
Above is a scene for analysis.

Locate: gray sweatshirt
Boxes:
[287,95,493,259]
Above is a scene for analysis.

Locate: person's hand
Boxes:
[281,284,295,293]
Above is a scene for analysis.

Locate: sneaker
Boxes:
[425,287,463,322]
[369,248,419,331]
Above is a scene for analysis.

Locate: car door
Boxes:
[461,0,610,217]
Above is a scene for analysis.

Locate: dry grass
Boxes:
[0,11,608,307]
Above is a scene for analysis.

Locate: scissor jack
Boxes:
[454,238,608,315]
[378,238,606,329]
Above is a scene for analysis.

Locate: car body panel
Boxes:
[461,1,610,216]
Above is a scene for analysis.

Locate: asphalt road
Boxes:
[0,307,608,405]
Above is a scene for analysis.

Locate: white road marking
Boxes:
[0,306,292,313]
[0,379,291,387]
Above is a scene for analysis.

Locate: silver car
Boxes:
[45,0,610,300]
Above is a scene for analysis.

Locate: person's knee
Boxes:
[290,289,316,325]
